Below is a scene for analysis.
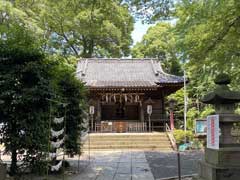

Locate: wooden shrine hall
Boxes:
[76,58,184,133]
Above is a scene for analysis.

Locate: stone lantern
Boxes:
[195,74,240,180]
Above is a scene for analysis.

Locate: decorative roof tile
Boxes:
[76,58,184,88]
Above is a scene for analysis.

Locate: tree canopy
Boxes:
[131,0,240,128]
[132,22,182,75]
[1,0,240,175]
[12,0,134,58]
[175,0,240,97]
[0,1,87,175]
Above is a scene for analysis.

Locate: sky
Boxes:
[132,19,177,45]
[131,21,153,45]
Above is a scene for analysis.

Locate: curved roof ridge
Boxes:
[78,58,159,61]
[157,61,183,78]
[76,58,184,87]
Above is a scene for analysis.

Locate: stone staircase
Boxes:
[82,132,173,151]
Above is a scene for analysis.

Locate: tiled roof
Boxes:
[76,58,184,88]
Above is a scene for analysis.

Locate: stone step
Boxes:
[82,132,173,151]
[88,136,168,140]
[89,136,168,140]
[87,138,169,142]
[83,139,170,143]
[83,141,171,145]
[83,142,171,147]
[82,148,173,152]
[82,144,172,149]
[89,133,167,138]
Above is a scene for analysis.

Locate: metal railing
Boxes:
[165,123,177,150]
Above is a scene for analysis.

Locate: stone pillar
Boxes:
[195,74,240,180]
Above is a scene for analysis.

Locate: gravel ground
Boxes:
[145,150,203,179]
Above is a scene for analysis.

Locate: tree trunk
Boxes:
[10,148,17,175]
[81,37,94,58]
[10,121,18,176]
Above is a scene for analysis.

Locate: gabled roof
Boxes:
[76,58,184,88]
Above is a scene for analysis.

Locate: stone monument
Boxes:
[195,73,240,180]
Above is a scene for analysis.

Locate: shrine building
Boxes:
[76,58,184,133]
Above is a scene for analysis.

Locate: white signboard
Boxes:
[207,115,219,150]
[89,106,95,115]
[147,105,152,115]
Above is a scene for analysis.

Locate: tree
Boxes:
[132,22,183,75]
[50,57,87,156]
[175,0,240,90]
[0,4,51,173]
[60,73,86,156]
[126,0,175,22]
[0,1,87,174]
[7,0,134,58]
[33,0,133,57]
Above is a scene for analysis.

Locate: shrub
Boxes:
[31,160,48,175]
[173,129,193,145]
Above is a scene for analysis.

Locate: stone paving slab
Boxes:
[114,173,132,180]
[4,149,203,180]
[145,151,203,179]
[60,150,155,180]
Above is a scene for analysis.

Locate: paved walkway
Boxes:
[69,151,154,180]
[4,150,203,180]
[146,151,203,179]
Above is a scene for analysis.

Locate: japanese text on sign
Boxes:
[207,115,219,149]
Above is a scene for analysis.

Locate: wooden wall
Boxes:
[143,99,164,121]
[101,104,139,120]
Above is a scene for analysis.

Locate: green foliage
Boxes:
[236,106,240,115]
[167,89,185,128]
[31,160,48,175]
[200,106,215,118]
[187,107,199,130]
[173,129,193,144]
[191,139,204,150]
[0,2,87,174]
[39,0,134,57]
[161,0,240,132]
[126,0,174,22]
[0,22,51,175]
[56,67,87,156]
[132,22,183,75]
[175,0,240,93]
[4,0,134,58]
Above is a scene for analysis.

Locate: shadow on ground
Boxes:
[145,150,204,179]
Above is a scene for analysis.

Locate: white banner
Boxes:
[207,115,219,149]
[51,138,64,149]
[51,160,62,171]
[53,117,64,124]
[49,152,56,159]
[51,129,64,138]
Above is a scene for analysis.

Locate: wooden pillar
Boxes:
[161,91,165,114]
[97,98,101,122]
[161,91,166,131]
[139,100,144,122]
